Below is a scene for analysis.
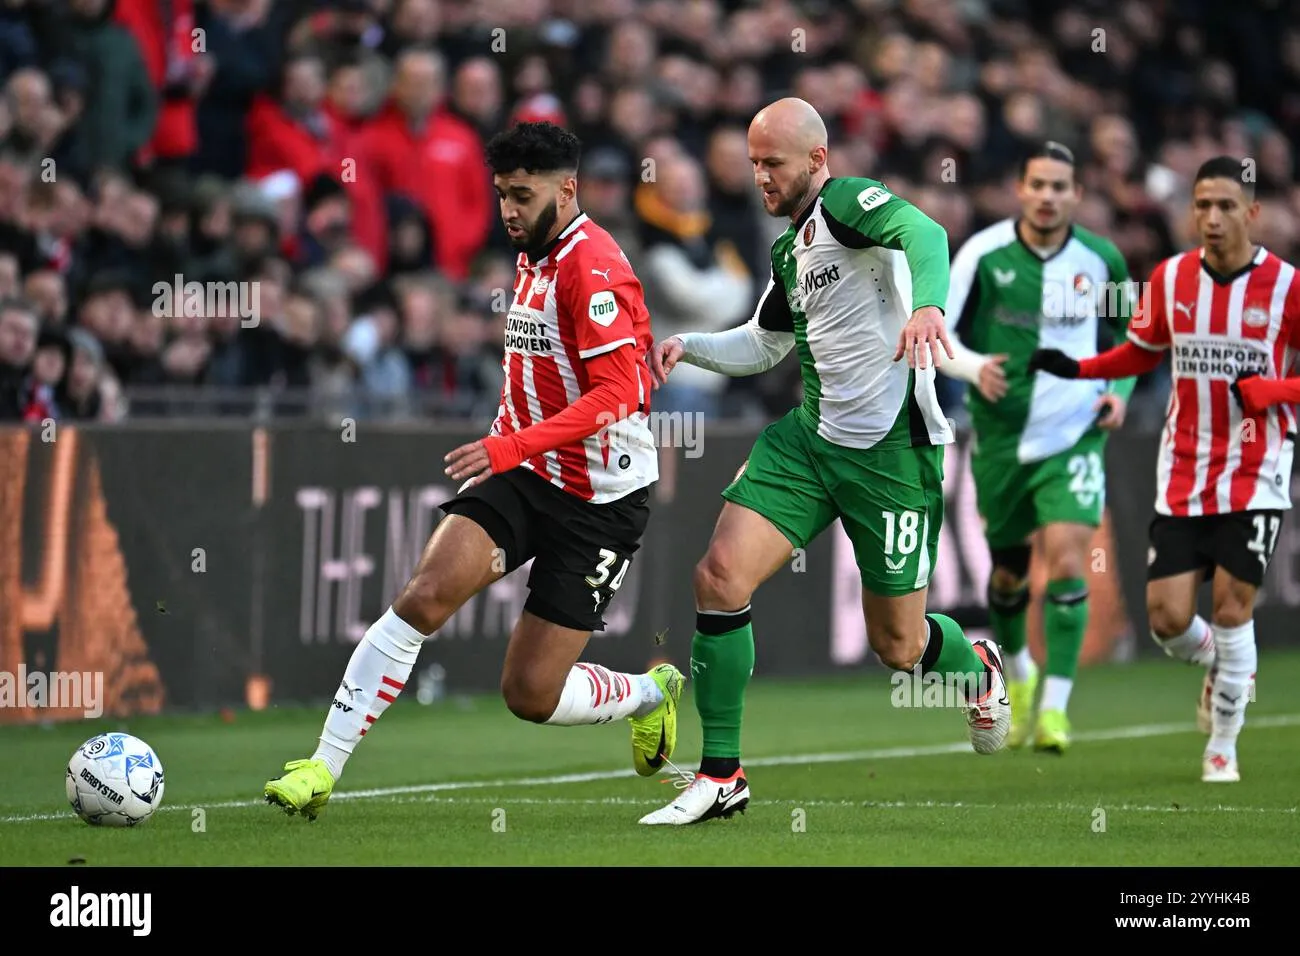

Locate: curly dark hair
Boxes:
[484,121,583,176]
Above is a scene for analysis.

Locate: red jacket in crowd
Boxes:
[244,94,386,270]
[114,0,199,163]
[358,100,491,281]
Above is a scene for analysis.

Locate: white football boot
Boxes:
[638,767,750,825]
[966,639,1011,754]
[1202,751,1240,783]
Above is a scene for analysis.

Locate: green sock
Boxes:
[919,612,987,697]
[691,608,755,776]
[1044,577,1088,682]
[987,581,1029,656]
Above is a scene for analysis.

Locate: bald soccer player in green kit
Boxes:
[641,98,1010,825]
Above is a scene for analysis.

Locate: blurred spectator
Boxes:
[632,148,752,417]
[0,0,1292,427]
[0,296,39,418]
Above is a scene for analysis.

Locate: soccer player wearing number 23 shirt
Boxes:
[1030,156,1300,784]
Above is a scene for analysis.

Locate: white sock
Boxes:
[544,664,662,725]
[312,607,427,780]
[1040,675,1072,712]
[1207,621,1256,760]
[1003,647,1034,682]
[1153,615,1215,665]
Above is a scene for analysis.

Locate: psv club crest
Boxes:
[1243,304,1270,327]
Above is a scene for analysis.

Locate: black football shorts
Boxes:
[440,467,650,631]
[1147,509,1284,588]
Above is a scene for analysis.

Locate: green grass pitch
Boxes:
[2,651,1298,866]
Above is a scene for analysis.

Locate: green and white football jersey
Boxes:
[751,176,954,451]
[945,218,1136,462]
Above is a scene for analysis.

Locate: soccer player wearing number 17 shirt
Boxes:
[264,122,685,821]
[1030,156,1300,784]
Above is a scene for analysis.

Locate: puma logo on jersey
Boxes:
[591,268,611,281]
[1175,301,1194,317]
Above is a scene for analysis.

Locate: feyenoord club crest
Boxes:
[804,218,816,245]
[1073,273,1091,295]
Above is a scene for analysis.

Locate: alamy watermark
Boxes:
[0,665,103,717]
[890,665,991,709]
[595,406,704,458]
[153,274,261,327]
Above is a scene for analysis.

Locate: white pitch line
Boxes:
[4,713,1299,825]
[264,795,1300,815]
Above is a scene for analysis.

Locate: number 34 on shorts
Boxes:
[584,547,630,612]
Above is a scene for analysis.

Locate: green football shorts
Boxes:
[721,409,945,596]
[970,429,1107,550]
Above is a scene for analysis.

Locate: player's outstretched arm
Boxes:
[1232,373,1300,414]
[447,249,652,488]
[660,273,795,382]
[447,345,643,487]
[1028,340,1164,380]
[1031,258,1170,382]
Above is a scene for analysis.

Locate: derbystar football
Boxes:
[65,732,166,826]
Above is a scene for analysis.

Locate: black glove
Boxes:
[1230,371,1259,411]
[1028,348,1080,379]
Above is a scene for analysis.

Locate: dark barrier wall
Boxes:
[1,421,1295,722]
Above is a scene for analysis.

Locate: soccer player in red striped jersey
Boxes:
[1029,156,1300,783]
[264,122,684,820]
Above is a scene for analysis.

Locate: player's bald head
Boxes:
[748,98,829,219]
[748,98,827,156]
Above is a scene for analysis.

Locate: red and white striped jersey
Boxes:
[1129,246,1300,516]
[491,212,658,503]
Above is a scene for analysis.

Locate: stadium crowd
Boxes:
[0,0,1297,426]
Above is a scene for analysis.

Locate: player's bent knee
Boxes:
[873,637,924,672]
[1146,599,1193,639]
[1046,551,1085,581]
[393,572,469,635]
[500,672,558,723]
[693,549,750,611]
[867,623,925,671]
[1211,599,1253,629]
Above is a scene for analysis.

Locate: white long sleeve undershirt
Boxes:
[675,321,795,376]
[941,335,990,385]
